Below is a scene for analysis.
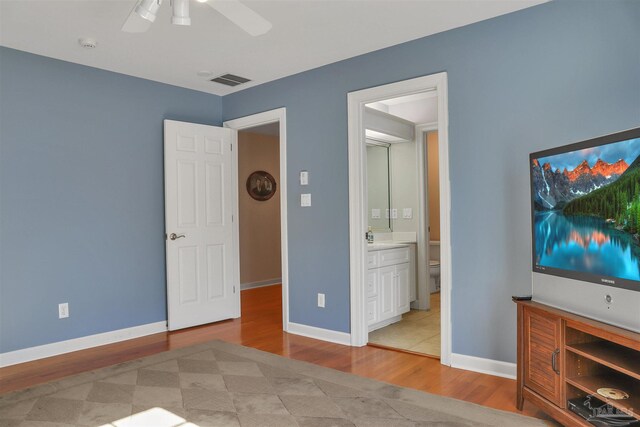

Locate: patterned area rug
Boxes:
[0,340,549,426]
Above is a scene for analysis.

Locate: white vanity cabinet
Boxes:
[408,244,417,303]
[367,244,414,332]
[378,266,396,321]
[395,262,411,314]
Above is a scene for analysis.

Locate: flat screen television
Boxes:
[530,127,640,333]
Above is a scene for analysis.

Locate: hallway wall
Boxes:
[238,132,282,288]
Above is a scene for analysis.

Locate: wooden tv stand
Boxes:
[514,299,640,426]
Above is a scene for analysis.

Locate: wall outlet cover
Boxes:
[371,208,381,219]
[58,303,69,319]
[403,208,413,219]
[317,293,325,308]
[301,193,311,207]
[391,208,398,219]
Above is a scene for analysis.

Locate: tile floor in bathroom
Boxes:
[368,292,441,357]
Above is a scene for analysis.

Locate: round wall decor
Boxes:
[246,170,277,201]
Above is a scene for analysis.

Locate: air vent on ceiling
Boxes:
[211,74,251,87]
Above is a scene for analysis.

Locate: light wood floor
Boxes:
[0,284,551,423]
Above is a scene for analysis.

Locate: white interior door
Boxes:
[164,119,239,331]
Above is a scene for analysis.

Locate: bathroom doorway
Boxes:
[410,129,443,356]
[363,100,443,358]
[347,73,452,365]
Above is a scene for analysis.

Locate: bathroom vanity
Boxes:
[366,242,416,332]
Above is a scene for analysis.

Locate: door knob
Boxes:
[169,233,185,240]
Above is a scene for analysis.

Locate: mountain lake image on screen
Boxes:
[530,130,640,291]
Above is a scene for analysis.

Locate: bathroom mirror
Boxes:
[366,142,392,231]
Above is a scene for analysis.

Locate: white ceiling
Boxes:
[368,91,438,124]
[0,0,547,96]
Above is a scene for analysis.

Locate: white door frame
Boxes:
[414,122,438,312]
[347,73,452,365]
[223,108,289,331]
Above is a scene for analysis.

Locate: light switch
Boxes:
[301,193,311,207]
[300,170,309,186]
[391,208,398,219]
[371,209,381,219]
[403,208,413,219]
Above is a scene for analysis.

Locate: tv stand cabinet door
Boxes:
[523,306,563,407]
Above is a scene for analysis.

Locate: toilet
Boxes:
[429,241,441,293]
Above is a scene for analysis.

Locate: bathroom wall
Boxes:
[390,141,419,233]
[238,131,281,288]
[367,144,391,231]
[427,131,441,241]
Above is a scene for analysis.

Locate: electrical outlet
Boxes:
[403,208,413,219]
[58,303,69,319]
[317,293,325,308]
[301,193,311,207]
[391,208,398,219]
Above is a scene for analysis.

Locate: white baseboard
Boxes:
[450,353,516,379]
[287,322,351,346]
[240,278,282,290]
[0,321,168,368]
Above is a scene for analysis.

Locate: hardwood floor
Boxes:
[0,284,551,422]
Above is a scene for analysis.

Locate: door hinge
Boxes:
[233,285,236,294]
[230,143,233,151]
[232,214,234,222]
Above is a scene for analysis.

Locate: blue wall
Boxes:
[223,0,640,362]
[2,1,639,363]
[0,47,222,353]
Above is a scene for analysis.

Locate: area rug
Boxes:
[0,340,550,427]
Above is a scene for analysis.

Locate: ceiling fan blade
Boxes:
[206,0,272,36]
[121,2,152,33]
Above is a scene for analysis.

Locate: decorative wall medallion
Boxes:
[246,170,277,201]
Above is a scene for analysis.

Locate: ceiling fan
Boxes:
[121,0,272,36]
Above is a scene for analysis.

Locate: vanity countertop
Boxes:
[367,241,415,251]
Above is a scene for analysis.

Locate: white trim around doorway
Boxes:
[347,73,452,366]
[415,122,438,313]
[224,108,290,332]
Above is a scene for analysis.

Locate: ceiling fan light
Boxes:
[172,16,191,25]
[135,0,161,23]
[172,0,191,25]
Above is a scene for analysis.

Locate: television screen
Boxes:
[530,128,640,292]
